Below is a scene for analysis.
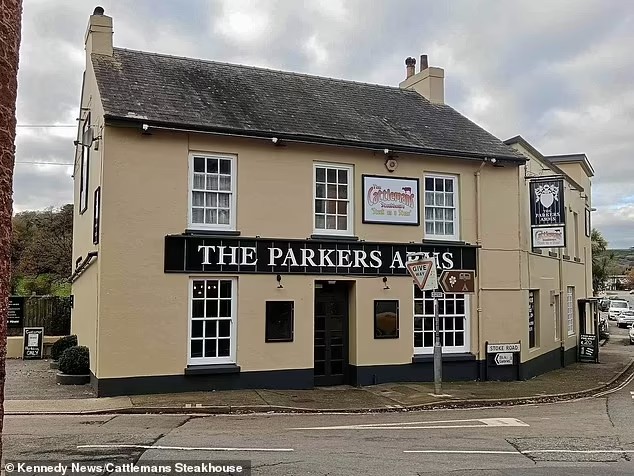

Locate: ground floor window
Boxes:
[529,290,538,348]
[189,278,236,365]
[413,287,469,354]
[567,286,575,336]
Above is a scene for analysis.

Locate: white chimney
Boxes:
[399,54,445,104]
[85,6,113,57]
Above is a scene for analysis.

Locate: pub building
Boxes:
[71,8,594,396]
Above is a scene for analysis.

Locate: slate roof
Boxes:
[92,48,525,162]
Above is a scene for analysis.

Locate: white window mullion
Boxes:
[413,287,469,354]
[189,278,236,365]
[313,163,353,236]
[567,286,575,336]
[188,154,236,231]
[424,174,458,241]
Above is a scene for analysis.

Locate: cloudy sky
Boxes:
[15,0,634,248]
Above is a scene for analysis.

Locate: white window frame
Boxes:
[413,290,470,355]
[313,162,354,236]
[188,277,237,365]
[567,286,575,337]
[423,174,459,241]
[188,153,237,231]
[79,112,91,214]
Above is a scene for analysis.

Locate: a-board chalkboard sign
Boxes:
[8,296,24,328]
[23,327,44,360]
[579,334,598,363]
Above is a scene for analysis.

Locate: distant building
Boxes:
[70,8,594,396]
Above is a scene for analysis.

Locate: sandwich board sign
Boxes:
[406,258,438,291]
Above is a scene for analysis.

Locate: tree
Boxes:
[626,268,634,290]
[0,0,23,460]
[591,228,615,293]
[10,205,73,295]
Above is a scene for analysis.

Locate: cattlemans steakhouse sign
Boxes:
[164,235,477,276]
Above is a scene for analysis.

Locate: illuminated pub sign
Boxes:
[164,235,477,276]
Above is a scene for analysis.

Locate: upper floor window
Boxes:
[189,154,236,230]
[424,175,458,240]
[314,163,353,235]
[79,113,91,214]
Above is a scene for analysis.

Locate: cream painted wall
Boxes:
[71,56,106,371]
[94,127,490,378]
[79,103,595,380]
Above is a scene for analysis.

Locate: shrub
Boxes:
[50,335,77,361]
[58,346,90,375]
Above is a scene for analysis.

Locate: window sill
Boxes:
[421,238,466,245]
[310,234,359,241]
[184,364,241,376]
[412,353,475,363]
[185,229,241,236]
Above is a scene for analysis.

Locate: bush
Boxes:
[50,335,77,361]
[58,346,90,375]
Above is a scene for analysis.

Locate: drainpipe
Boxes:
[559,243,566,368]
[475,161,486,379]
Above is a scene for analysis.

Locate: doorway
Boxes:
[314,281,349,386]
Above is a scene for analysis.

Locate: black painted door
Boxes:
[314,283,349,386]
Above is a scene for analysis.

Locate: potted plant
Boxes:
[49,335,78,369]
[56,345,90,385]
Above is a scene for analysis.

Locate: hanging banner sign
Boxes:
[529,178,566,226]
[532,226,566,248]
[529,178,566,249]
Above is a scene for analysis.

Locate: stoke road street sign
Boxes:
[440,269,475,294]
[406,258,438,291]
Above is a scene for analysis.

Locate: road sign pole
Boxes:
[433,294,442,395]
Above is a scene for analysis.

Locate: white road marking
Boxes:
[404,449,634,455]
[290,417,529,430]
[404,450,522,455]
[77,444,294,452]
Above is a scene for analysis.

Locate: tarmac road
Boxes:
[3,370,634,476]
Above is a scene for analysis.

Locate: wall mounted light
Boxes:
[383,276,390,290]
[276,274,283,289]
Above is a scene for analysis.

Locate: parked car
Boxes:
[629,325,634,344]
[608,299,629,320]
[616,309,634,328]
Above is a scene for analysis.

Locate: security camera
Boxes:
[490,158,497,164]
[383,148,391,155]
[142,123,149,132]
[271,137,279,144]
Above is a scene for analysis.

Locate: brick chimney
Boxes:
[85,6,113,57]
[399,54,444,104]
